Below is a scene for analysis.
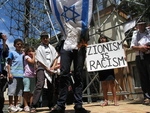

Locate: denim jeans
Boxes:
[0,78,5,113]
[57,46,86,109]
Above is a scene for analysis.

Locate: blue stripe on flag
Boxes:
[52,0,66,35]
[81,0,89,34]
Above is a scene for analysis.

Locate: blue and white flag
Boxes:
[49,0,93,50]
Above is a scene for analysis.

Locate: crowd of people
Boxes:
[0,1,150,113]
[0,19,149,113]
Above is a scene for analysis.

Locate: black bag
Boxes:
[0,70,7,113]
[0,70,8,92]
[55,40,64,53]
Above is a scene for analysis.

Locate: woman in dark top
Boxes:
[98,35,118,106]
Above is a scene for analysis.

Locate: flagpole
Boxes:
[44,0,59,42]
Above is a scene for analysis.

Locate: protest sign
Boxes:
[86,40,127,72]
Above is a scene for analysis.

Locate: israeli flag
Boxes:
[49,0,93,50]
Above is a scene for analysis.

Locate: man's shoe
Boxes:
[50,105,65,113]
[75,107,90,113]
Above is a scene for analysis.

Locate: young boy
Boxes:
[7,38,24,112]
[30,31,58,112]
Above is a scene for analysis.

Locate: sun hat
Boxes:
[137,20,146,25]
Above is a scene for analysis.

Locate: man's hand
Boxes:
[139,45,148,52]
[1,34,7,42]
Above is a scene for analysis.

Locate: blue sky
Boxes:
[0,0,122,51]
[0,0,60,51]
[0,19,15,51]
[0,7,16,50]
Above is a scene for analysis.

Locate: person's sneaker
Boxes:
[16,105,23,112]
[8,105,18,112]
[50,105,65,113]
[75,107,90,113]
[74,105,90,113]
[24,106,30,112]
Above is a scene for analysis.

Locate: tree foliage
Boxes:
[25,37,41,49]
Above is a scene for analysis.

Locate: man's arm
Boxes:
[7,58,13,80]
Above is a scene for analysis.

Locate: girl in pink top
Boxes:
[23,46,36,112]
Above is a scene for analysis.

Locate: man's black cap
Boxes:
[40,31,50,38]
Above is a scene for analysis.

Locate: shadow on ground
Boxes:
[127,99,143,104]
[37,107,91,113]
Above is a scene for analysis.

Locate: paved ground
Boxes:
[3,99,150,113]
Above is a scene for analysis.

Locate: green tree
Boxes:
[25,37,41,49]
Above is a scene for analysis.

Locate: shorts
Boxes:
[23,77,36,93]
[8,78,23,96]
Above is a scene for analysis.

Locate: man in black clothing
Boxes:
[0,32,9,113]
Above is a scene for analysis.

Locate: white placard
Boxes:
[86,40,127,72]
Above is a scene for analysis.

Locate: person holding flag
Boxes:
[49,0,94,113]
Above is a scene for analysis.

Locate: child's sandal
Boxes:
[114,103,119,106]
[101,100,108,107]
[30,107,36,113]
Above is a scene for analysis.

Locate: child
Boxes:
[7,38,24,112]
[30,31,58,112]
[23,46,36,112]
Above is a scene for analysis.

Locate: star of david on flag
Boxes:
[49,0,93,50]
[61,5,80,23]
